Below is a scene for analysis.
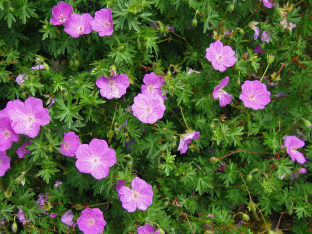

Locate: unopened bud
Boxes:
[167,70,172,77]
[192,18,197,27]
[127,160,133,168]
[242,213,250,221]
[4,187,12,198]
[247,174,252,182]
[12,219,18,233]
[267,53,275,64]
[159,228,165,234]
[248,201,258,219]
[43,62,49,71]
[110,64,117,75]
[189,143,196,152]
[209,157,219,164]
[302,118,312,129]
[229,5,234,12]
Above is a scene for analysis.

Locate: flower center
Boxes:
[218,89,225,99]
[109,80,115,86]
[58,14,67,22]
[88,218,95,226]
[26,114,35,130]
[146,106,153,114]
[78,26,84,33]
[290,146,297,152]
[133,191,139,199]
[147,85,154,92]
[4,130,11,139]
[92,156,100,165]
[103,20,111,28]
[216,54,223,62]
[63,142,70,149]
[248,94,256,101]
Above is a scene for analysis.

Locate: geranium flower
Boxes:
[141,72,166,99]
[96,74,129,99]
[91,9,113,37]
[59,132,81,157]
[0,150,10,177]
[77,208,106,234]
[7,97,50,138]
[239,80,271,110]
[116,180,125,193]
[75,139,116,180]
[178,131,200,154]
[0,117,19,151]
[212,76,232,107]
[132,93,166,124]
[260,0,276,8]
[50,1,73,25]
[118,177,153,212]
[64,13,93,38]
[16,141,31,159]
[254,45,266,54]
[61,210,76,227]
[261,30,271,42]
[284,135,306,164]
[16,74,28,85]
[205,40,237,72]
[137,224,161,234]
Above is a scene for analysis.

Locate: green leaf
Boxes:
[37,168,60,184]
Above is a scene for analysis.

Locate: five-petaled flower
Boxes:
[75,139,117,179]
[178,131,200,154]
[96,74,130,99]
[50,1,73,25]
[64,13,93,38]
[239,80,271,110]
[205,40,237,72]
[91,9,113,37]
[118,177,153,212]
[284,135,306,164]
[137,224,162,234]
[212,76,233,107]
[59,132,81,157]
[141,72,166,99]
[77,208,106,234]
[260,0,276,8]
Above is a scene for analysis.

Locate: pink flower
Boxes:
[61,210,76,227]
[64,13,93,38]
[91,9,113,37]
[116,180,125,193]
[284,136,306,164]
[59,132,81,157]
[17,209,29,224]
[288,22,297,32]
[261,30,271,43]
[212,76,232,107]
[0,150,10,177]
[299,168,307,174]
[205,40,237,72]
[50,1,73,25]
[50,213,58,218]
[178,131,200,154]
[16,74,28,85]
[132,93,166,124]
[16,141,31,159]
[96,74,130,99]
[141,72,166,99]
[0,117,19,151]
[239,80,271,110]
[77,208,106,234]
[260,0,276,8]
[118,177,153,212]
[137,224,161,234]
[7,97,50,138]
[75,139,116,180]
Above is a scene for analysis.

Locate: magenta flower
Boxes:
[116,180,125,193]
[284,136,306,164]
[141,72,166,99]
[7,97,50,138]
[205,40,237,72]
[50,1,73,25]
[260,0,276,8]
[137,224,161,234]
[91,9,113,37]
[75,139,116,180]
[254,45,266,54]
[212,76,232,107]
[50,213,58,218]
[0,117,19,151]
[0,150,10,177]
[132,93,166,124]
[16,141,31,159]
[59,132,81,157]
[77,208,106,234]
[96,74,130,99]
[261,30,271,43]
[61,210,76,227]
[118,177,153,212]
[299,168,307,174]
[64,13,93,38]
[178,131,200,154]
[16,74,28,85]
[239,80,271,110]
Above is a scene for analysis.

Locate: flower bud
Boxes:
[189,143,196,152]
[192,18,197,27]
[247,174,252,182]
[302,118,312,129]
[248,201,258,219]
[4,186,12,198]
[267,53,275,64]
[21,92,28,99]
[74,204,84,210]
[167,70,172,78]
[159,228,165,234]
[43,62,49,71]
[12,220,18,233]
[229,5,234,12]
[110,64,117,75]
[242,213,250,221]
[209,157,219,164]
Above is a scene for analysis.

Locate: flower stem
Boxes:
[260,64,270,82]
[179,106,190,129]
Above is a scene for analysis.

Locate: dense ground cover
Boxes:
[0,0,312,233]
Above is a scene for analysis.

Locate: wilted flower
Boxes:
[16,74,28,85]
[166,26,175,32]
[50,1,73,25]
[64,13,93,38]
[187,68,201,75]
[75,139,116,180]
[252,26,260,40]
[205,40,237,72]
[96,74,130,99]
[59,132,81,157]
[16,141,31,159]
[17,209,29,224]
[91,9,113,37]
[132,93,166,124]
[275,93,285,97]
[0,151,10,177]
[50,213,58,218]
[118,177,153,212]
[178,131,200,154]
[54,181,62,188]
[77,208,106,234]
[284,135,306,164]
[61,210,76,227]
[212,76,232,107]
[117,120,127,131]
[254,45,266,54]
[239,80,271,110]
[261,30,271,43]
[7,97,50,138]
